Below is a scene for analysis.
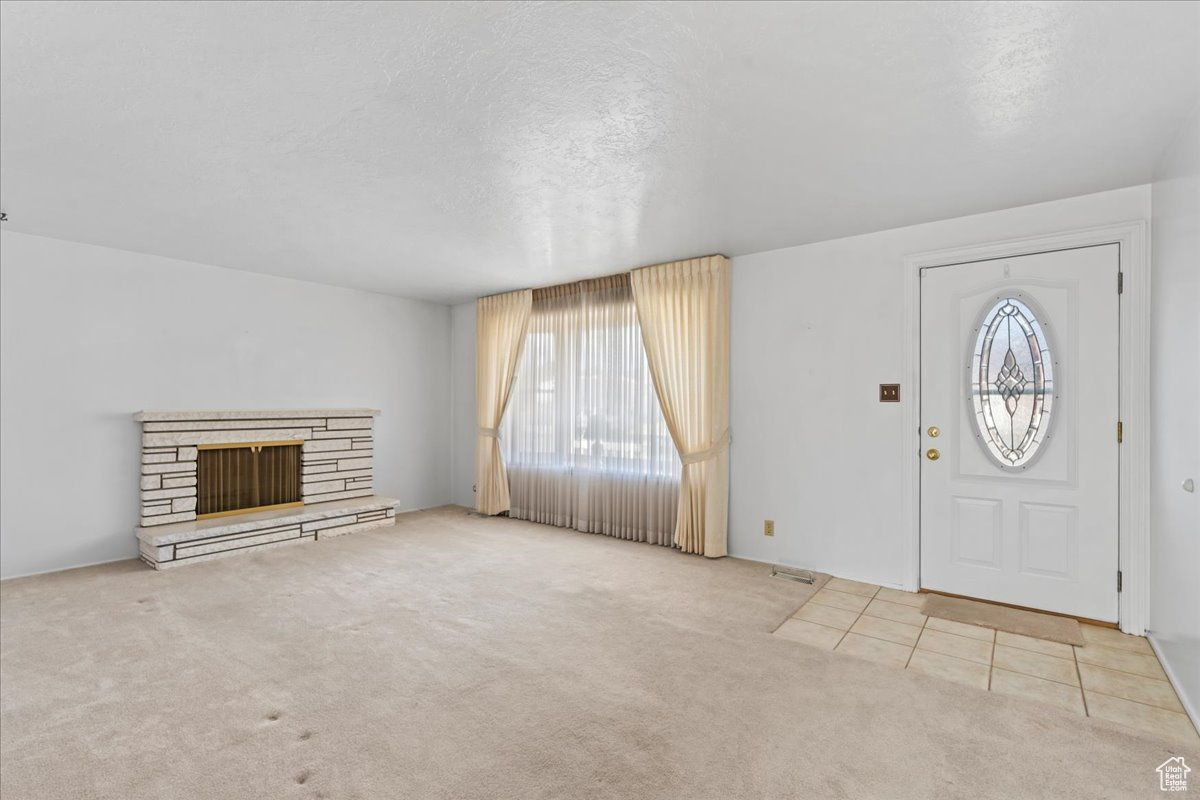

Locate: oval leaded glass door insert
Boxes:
[969,295,1055,470]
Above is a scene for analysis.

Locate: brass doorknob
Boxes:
[927,426,940,438]
[926,448,940,461]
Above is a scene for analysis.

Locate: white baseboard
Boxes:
[0,555,135,582]
[1148,632,1200,738]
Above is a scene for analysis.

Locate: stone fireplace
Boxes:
[134,409,398,568]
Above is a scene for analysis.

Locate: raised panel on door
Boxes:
[1018,502,1077,581]
[951,497,1002,570]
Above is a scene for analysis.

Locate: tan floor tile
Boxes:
[1078,663,1184,712]
[794,601,859,631]
[1074,643,1167,680]
[995,630,1075,660]
[874,587,924,607]
[991,668,1085,715]
[993,644,1078,686]
[809,588,871,613]
[835,632,913,667]
[907,649,990,689]
[925,616,995,642]
[916,628,994,665]
[1085,692,1200,747]
[1080,624,1153,655]
[864,598,928,627]
[774,618,846,650]
[850,614,924,647]
[824,577,880,598]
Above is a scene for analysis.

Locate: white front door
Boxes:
[920,244,1120,622]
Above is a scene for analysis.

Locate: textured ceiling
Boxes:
[1,1,1196,303]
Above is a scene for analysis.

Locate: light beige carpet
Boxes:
[921,593,1086,645]
[1,507,1191,799]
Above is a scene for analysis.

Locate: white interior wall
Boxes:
[1147,106,1200,722]
[730,186,1149,585]
[0,231,452,579]
[8,181,1166,605]
[449,302,477,509]
[447,185,1152,589]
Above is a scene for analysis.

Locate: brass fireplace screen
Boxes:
[196,441,303,519]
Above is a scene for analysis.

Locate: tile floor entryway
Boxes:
[775,577,1200,747]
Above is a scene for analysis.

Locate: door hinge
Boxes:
[1117,570,1123,592]
[1117,271,1124,294]
[1117,420,1123,443]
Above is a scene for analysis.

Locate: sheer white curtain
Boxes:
[501,275,680,545]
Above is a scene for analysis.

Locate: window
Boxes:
[501,277,680,542]
[969,295,1056,469]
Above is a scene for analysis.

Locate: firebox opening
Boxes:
[196,440,303,520]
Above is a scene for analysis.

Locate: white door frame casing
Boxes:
[900,221,1150,634]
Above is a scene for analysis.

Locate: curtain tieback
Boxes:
[478,426,500,439]
[680,429,730,466]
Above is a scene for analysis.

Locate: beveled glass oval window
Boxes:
[969,295,1055,470]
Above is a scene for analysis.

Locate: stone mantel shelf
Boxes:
[134,408,381,422]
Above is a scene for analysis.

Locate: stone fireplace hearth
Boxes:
[134,409,398,568]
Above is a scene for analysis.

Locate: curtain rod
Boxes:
[478,253,729,300]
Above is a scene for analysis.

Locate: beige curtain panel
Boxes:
[475,289,533,515]
[631,255,732,557]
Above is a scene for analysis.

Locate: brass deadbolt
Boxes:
[927,426,940,438]
[926,448,940,461]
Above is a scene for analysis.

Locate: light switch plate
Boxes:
[879,384,900,402]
